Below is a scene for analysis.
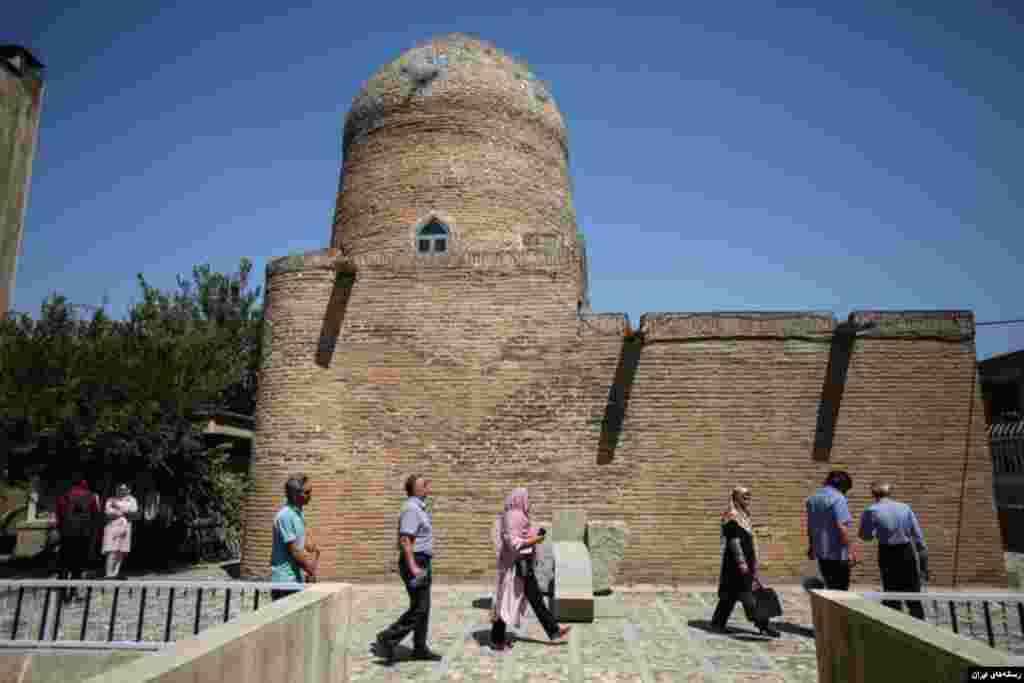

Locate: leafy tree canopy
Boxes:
[0,259,262,541]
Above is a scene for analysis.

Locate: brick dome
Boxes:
[332,34,577,258]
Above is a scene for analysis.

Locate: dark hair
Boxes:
[405,474,421,497]
[825,470,852,492]
[285,475,308,503]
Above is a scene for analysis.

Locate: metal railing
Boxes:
[861,591,1024,658]
[0,580,305,650]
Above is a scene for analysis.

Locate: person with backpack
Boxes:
[55,477,101,601]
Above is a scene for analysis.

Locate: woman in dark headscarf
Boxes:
[490,488,571,651]
[710,486,780,637]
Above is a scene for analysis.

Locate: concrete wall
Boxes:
[809,589,1012,683]
[81,583,352,683]
[0,50,44,315]
[241,247,1006,588]
[0,650,144,683]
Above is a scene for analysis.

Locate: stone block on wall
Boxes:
[586,520,629,594]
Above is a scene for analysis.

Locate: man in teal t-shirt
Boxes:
[270,475,319,601]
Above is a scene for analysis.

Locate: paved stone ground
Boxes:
[340,583,821,683]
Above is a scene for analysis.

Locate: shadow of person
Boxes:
[688,618,762,639]
[773,622,816,638]
[689,617,815,641]
[470,628,493,648]
[370,641,413,666]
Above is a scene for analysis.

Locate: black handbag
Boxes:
[753,587,784,621]
[514,556,534,578]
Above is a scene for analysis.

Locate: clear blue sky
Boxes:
[5,2,1022,359]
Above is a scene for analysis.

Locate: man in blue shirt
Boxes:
[858,482,927,619]
[806,470,860,590]
[375,474,443,663]
[270,475,320,602]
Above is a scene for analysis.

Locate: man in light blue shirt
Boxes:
[806,470,860,590]
[858,482,927,619]
[270,475,320,602]
[375,474,442,663]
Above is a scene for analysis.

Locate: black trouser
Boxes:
[491,618,508,645]
[879,543,925,620]
[271,589,300,602]
[379,553,432,650]
[818,559,852,591]
[711,590,769,629]
[491,563,560,642]
[524,566,560,638]
[58,536,92,599]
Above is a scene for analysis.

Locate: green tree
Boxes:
[0,259,262,562]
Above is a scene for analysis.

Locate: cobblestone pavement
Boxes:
[344,584,821,683]
[1,563,1020,681]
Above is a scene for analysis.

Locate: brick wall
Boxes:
[241,252,1005,588]
[241,34,1004,588]
[332,34,575,260]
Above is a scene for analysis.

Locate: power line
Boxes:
[976,319,1024,327]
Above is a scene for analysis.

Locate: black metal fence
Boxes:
[861,591,1024,659]
[0,580,304,649]
[991,420,1024,553]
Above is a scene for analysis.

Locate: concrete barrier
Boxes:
[586,520,629,594]
[552,542,594,622]
[73,583,353,683]
[809,589,1011,683]
[549,508,594,622]
[0,650,145,683]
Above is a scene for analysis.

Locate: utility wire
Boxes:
[976,319,1024,327]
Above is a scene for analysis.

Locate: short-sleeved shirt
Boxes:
[397,496,433,556]
[270,504,305,582]
[806,485,852,561]
[859,498,925,547]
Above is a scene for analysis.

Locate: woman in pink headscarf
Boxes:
[490,488,570,651]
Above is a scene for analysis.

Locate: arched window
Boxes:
[416,220,449,254]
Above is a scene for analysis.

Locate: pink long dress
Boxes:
[102,496,138,554]
[491,488,542,628]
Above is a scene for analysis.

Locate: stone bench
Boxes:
[535,517,630,598]
[550,509,594,622]
[551,541,594,622]
[587,520,629,595]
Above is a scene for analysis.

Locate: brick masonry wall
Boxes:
[332,34,576,260]
[242,255,1006,588]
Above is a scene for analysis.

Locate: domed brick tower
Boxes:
[241,35,594,581]
[239,35,1008,589]
[333,33,576,258]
